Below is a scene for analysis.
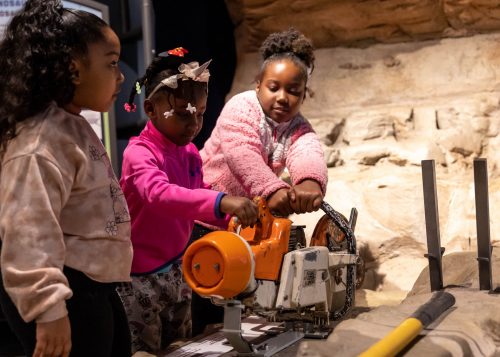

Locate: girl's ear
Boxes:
[255,80,261,93]
[304,86,313,103]
[143,99,157,119]
[69,60,81,85]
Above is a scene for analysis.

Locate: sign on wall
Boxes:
[0,1,24,39]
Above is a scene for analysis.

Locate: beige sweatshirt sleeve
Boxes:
[0,153,73,323]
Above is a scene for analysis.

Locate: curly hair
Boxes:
[259,28,315,82]
[126,53,208,112]
[0,0,108,155]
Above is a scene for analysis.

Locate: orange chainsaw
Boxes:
[183,197,360,356]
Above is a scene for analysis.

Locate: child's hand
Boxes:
[288,179,323,214]
[34,316,71,357]
[267,188,294,217]
[220,196,258,227]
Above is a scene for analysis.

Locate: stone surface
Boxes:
[296,250,500,357]
[226,0,500,54]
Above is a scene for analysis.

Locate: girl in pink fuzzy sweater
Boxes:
[194,28,328,336]
[201,28,328,217]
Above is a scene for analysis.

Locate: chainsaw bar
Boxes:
[320,202,357,321]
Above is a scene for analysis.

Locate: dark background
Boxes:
[107,0,237,162]
[151,0,237,148]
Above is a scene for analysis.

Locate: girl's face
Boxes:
[256,59,306,123]
[144,88,207,146]
[68,26,124,114]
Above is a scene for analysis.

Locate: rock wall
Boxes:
[226,6,500,294]
[226,0,500,54]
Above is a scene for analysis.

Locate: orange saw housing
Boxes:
[183,197,292,298]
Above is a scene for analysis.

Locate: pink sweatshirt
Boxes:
[120,121,225,274]
[201,90,327,198]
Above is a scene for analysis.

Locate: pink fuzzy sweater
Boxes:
[201,90,327,198]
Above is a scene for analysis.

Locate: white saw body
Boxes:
[183,198,360,356]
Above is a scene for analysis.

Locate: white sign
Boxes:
[0,1,103,39]
[0,0,25,39]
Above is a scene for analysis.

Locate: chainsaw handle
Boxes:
[228,197,273,242]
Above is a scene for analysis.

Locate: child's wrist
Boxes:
[215,192,226,218]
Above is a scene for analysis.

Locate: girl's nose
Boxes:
[187,114,200,129]
[277,90,288,103]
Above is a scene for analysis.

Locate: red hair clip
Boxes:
[124,103,136,112]
[158,47,188,58]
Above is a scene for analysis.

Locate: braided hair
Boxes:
[0,0,108,155]
[125,54,209,113]
[258,28,315,84]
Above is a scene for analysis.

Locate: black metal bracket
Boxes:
[473,159,492,291]
[421,160,444,292]
[421,159,494,292]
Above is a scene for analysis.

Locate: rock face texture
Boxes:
[226,0,500,54]
[296,251,500,356]
[225,6,500,293]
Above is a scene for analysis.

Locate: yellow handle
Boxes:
[358,317,423,357]
[359,291,455,357]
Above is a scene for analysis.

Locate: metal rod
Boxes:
[421,160,444,291]
[141,0,155,69]
[473,159,492,291]
[349,207,358,232]
[120,0,130,34]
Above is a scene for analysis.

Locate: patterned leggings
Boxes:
[117,263,192,354]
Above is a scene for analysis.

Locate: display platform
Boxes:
[162,316,302,357]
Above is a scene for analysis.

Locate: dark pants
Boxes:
[190,224,224,336]
[117,264,192,354]
[0,266,131,357]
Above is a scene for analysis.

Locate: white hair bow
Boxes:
[147,60,211,100]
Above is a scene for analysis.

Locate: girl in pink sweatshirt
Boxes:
[201,28,328,217]
[118,48,258,354]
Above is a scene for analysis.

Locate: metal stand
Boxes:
[421,160,444,291]
[421,159,494,292]
[473,159,493,291]
[141,0,155,67]
[221,301,304,357]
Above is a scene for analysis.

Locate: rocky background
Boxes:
[224,0,500,296]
